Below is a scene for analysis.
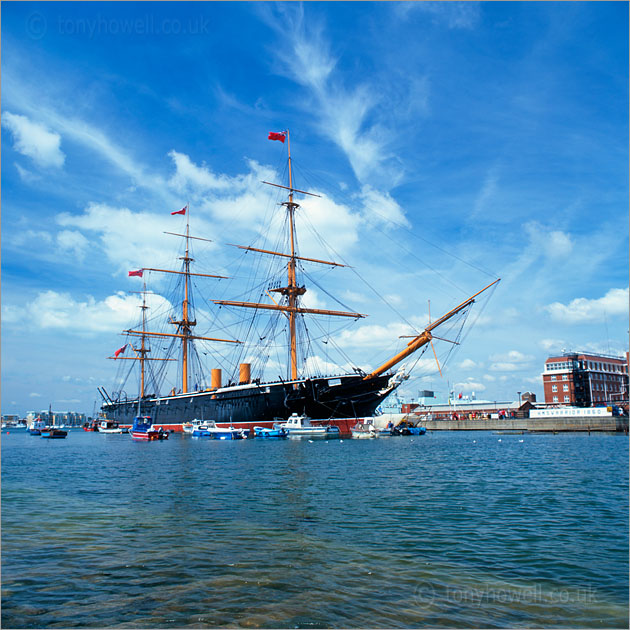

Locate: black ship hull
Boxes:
[101,373,400,427]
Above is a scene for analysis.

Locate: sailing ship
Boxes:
[99,131,499,431]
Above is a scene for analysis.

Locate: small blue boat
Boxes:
[41,428,68,439]
[192,421,248,440]
[253,426,288,439]
[131,416,168,440]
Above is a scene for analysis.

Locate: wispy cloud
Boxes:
[358,186,410,228]
[262,4,401,188]
[2,112,65,168]
[395,2,481,30]
[471,166,499,219]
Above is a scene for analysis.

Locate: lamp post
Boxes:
[518,391,522,405]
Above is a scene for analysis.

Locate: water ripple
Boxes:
[2,431,628,627]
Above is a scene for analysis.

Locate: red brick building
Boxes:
[542,352,628,406]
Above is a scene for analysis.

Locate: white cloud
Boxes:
[2,112,65,168]
[522,376,543,386]
[297,194,361,254]
[472,167,499,218]
[385,293,404,306]
[300,288,326,310]
[489,350,534,363]
[359,186,410,228]
[545,288,629,324]
[341,290,369,304]
[544,230,573,258]
[454,379,487,393]
[539,338,565,352]
[457,358,478,370]
[56,202,217,274]
[524,222,573,259]
[8,290,171,334]
[489,362,524,372]
[488,350,534,373]
[29,392,42,398]
[12,229,54,247]
[57,230,90,262]
[15,163,41,183]
[395,2,481,29]
[168,150,235,192]
[336,321,418,349]
[303,354,352,376]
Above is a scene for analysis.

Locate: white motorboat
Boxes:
[182,419,203,434]
[98,420,123,434]
[273,413,340,437]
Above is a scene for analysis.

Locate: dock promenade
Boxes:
[421,415,629,432]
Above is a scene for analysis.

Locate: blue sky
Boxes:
[2,1,628,415]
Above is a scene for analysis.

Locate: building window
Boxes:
[553,396,558,402]
[562,374,568,380]
[564,396,570,402]
[551,375,556,381]
[563,384,569,392]
[552,385,557,392]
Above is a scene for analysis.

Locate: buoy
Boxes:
[498,438,502,442]
[519,439,524,443]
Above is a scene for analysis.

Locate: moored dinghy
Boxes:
[40,428,68,439]
[253,426,288,439]
[351,421,379,439]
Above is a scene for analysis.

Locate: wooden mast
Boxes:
[363,279,500,380]
[121,207,240,396]
[109,285,175,395]
[140,282,147,397]
[213,129,366,381]
[286,130,300,381]
[182,214,191,392]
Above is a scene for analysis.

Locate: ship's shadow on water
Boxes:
[2,431,628,628]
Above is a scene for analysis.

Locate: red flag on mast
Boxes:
[114,345,127,358]
[171,207,187,215]
[268,132,286,143]
[128,269,143,277]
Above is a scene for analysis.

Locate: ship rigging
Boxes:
[100,131,500,429]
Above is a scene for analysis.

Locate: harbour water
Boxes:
[2,430,628,628]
